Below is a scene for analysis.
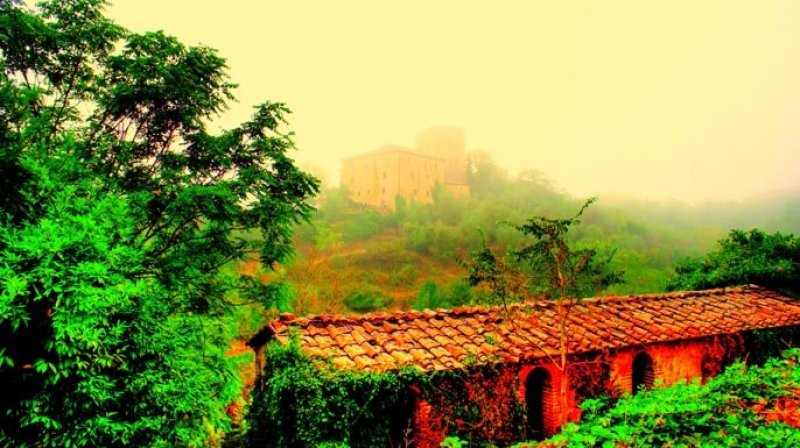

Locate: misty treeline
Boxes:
[259,152,800,316]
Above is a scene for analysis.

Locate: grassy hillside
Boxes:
[240,167,800,317]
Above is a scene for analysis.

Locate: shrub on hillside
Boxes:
[389,263,419,287]
[343,290,393,313]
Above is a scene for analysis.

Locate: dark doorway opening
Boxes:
[525,368,552,441]
[387,389,415,447]
[632,352,655,394]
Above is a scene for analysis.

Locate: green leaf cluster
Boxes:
[413,279,474,310]
[246,340,423,448]
[0,1,317,446]
[669,229,800,298]
[343,290,393,313]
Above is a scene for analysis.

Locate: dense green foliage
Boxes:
[343,289,392,313]
[246,340,423,448]
[246,340,529,448]
[668,228,800,298]
[413,279,473,310]
[0,1,316,446]
[543,350,800,447]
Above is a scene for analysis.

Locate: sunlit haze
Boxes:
[107,1,800,202]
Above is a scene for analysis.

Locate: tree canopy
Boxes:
[668,229,800,298]
[0,1,317,446]
[462,198,624,306]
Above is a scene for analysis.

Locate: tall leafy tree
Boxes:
[668,228,800,298]
[463,198,623,433]
[510,198,623,429]
[0,1,318,446]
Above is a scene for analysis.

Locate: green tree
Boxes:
[463,199,623,431]
[466,150,507,197]
[414,280,443,310]
[443,279,473,307]
[343,290,392,313]
[511,198,623,427]
[668,229,800,298]
[0,1,317,446]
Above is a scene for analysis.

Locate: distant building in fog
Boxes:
[341,127,470,211]
[416,126,470,198]
[341,145,445,211]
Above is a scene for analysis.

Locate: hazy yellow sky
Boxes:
[106,1,800,202]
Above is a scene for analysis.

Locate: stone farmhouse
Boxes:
[340,126,470,212]
[248,286,800,447]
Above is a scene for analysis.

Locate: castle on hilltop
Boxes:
[341,126,470,212]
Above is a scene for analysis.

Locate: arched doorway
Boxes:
[525,368,553,441]
[632,352,655,394]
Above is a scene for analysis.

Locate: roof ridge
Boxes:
[278,286,758,329]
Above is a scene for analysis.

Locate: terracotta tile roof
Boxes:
[248,286,800,372]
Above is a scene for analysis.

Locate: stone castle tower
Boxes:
[415,126,470,197]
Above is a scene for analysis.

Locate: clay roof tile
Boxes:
[252,286,800,373]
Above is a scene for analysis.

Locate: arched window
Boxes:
[632,352,655,394]
[525,368,553,441]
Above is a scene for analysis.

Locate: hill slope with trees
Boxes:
[263,159,800,317]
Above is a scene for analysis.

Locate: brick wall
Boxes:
[412,335,745,447]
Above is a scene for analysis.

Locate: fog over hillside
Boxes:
[108,0,800,204]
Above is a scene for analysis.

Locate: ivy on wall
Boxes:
[244,341,529,448]
[243,328,800,448]
[422,365,526,445]
[245,339,425,448]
